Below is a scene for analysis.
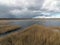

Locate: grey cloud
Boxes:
[28,6,40,11]
[0,0,56,18]
[0,5,16,18]
[0,0,44,11]
[27,0,44,11]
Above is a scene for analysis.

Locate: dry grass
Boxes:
[50,27,60,30]
[0,24,60,45]
[0,20,11,25]
[0,25,21,34]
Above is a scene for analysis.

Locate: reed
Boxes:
[0,25,21,34]
[0,24,60,45]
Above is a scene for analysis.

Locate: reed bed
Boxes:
[0,24,60,45]
[0,25,21,34]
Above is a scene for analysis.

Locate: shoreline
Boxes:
[0,18,60,20]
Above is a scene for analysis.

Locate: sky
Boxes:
[0,0,60,18]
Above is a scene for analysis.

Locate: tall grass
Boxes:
[0,25,21,34]
[0,24,60,45]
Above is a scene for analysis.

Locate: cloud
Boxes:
[42,0,60,12]
[33,15,60,18]
[0,0,43,7]
[0,0,43,13]
[0,0,60,18]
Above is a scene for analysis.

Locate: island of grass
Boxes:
[0,25,21,34]
[0,24,60,45]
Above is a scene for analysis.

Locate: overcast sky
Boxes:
[0,0,60,18]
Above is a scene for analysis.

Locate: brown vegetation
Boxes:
[0,24,60,45]
[50,27,60,30]
[0,20,11,25]
[0,25,21,34]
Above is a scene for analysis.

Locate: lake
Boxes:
[3,19,60,29]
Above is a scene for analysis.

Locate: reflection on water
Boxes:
[9,20,60,29]
[0,20,60,29]
[41,20,60,27]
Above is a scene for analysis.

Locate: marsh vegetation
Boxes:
[0,24,60,45]
[0,25,21,34]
